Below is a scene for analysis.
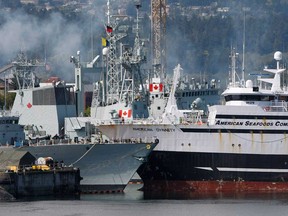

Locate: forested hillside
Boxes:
[166,0,288,81]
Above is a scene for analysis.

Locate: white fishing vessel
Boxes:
[96,50,288,193]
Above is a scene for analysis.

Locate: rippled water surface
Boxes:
[2,184,288,216]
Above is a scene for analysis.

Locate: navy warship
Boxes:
[0,1,158,193]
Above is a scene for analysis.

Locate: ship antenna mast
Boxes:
[229,47,239,87]
[104,0,126,105]
[107,0,110,24]
[134,1,141,56]
[241,7,249,86]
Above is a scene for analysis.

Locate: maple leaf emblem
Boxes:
[27,103,32,109]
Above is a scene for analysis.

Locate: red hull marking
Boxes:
[143,180,288,193]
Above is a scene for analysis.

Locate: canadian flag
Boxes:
[118,109,132,118]
[149,83,163,92]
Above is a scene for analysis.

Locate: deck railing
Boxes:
[264,100,288,112]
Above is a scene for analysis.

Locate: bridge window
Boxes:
[225,94,275,102]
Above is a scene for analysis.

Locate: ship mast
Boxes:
[11,51,45,104]
[71,51,83,116]
[241,7,250,86]
[121,1,147,100]
[102,0,146,105]
[90,0,148,119]
[229,48,239,87]
[104,0,126,105]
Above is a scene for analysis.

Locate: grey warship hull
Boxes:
[13,142,156,193]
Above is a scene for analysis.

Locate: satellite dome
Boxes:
[274,51,282,61]
[102,47,109,56]
[246,80,253,88]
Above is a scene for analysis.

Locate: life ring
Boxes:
[264,106,270,111]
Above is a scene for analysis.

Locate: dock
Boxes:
[0,149,81,198]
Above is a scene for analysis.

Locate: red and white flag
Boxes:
[149,83,163,92]
[118,109,132,118]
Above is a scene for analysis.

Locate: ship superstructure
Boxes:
[7,52,76,139]
[65,1,151,140]
[89,0,149,121]
[0,111,24,146]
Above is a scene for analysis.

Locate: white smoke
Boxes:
[0,9,98,81]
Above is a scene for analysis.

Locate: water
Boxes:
[1,184,288,216]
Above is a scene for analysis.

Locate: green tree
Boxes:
[84,107,90,117]
[0,92,16,110]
